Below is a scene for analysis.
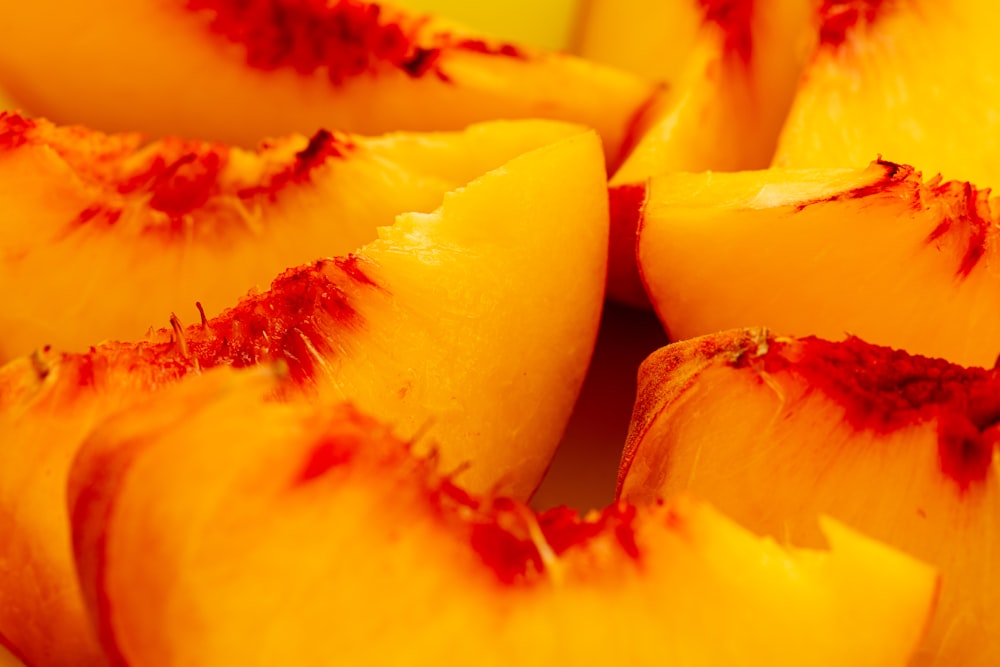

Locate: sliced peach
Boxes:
[574,1,702,84]
[0,0,656,167]
[393,0,581,50]
[70,366,937,667]
[610,0,813,184]
[619,329,999,666]
[0,111,583,362]
[774,0,1000,185]
[603,0,813,306]
[634,159,1000,367]
[0,131,607,666]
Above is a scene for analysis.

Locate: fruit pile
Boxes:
[0,1,997,665]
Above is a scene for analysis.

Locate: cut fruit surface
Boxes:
[0,112,584,363]
[774,0,1000,186]
[610,0,813,185]
[393,0,581,50]
[619,329,1000,666]
[601,0,813,306]
[574,0,701,84]
[635,159,1000,367]
[0,0,655,167]
[70,366,937,667]
[0,131,608,666]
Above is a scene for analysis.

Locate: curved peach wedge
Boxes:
[619,329,1000,666]
[634,159,1000,367]
[601,0,813,306]
[69,366,938,667]
[0,0,655,166]
[574,0,702,83]
[0,111,584,363]
[0,131,608,666]
[610,0,813,185]
[774,0,1000,185]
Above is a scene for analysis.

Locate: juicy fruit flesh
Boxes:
[575,0,701,83]
[608,0,814,184]
[619,329,999,666]
[0,112,585,363]
[636,160,1000,367]
[185,0,534,82]
[817,0,888,48]
[727,336,1000,489]
[624,331,1000,493]
[69,367,937,667]
[599,0,814,306]
[0,131,608,666]
[391,0,580,50]
[0,0,656,166]
[774,0,1000,186]
[0,2,985,664]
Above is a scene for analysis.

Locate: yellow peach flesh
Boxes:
[0,131,608,665]
[69,366,938,667]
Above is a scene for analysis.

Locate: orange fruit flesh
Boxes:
[599,0,813,307]
[774,0,1000,186]
[70,366,937,667]
[0,0,655,166]
[620,330,1000,666]
[0,2,986,664]
[637,160,1000,367]
[0,113,584,363]
[574,0,702,83]
[0,132,608,666]
[317,131,608,497]
[611,0,813,186]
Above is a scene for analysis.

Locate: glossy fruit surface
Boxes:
[620,329,1000,666]
[69,365,937,667]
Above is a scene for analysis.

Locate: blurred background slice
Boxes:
[394,0,583,50]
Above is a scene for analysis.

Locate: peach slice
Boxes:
[0,0,656,167]
[601,0,813,306]
[574,0,701,84]
[619,329,999,666]
[392,0,581,50]
[610,0,813,185]
[773,0,1000,185]
[69,365,937,667]
[0,131,607,666]
[0,111,583,363]
[634,159,1000,367]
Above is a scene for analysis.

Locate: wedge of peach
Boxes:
[619,329,999,666]
[601,0,813,306]
[393,0,581,50]
[774,0,1000,185]
[0,0,656,167]
[0,131,607,666]
[610,0,813,184]
[634,159,1000,367]
[69,365,937,667]
[574,0,701,84]
[0,111,584,363]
